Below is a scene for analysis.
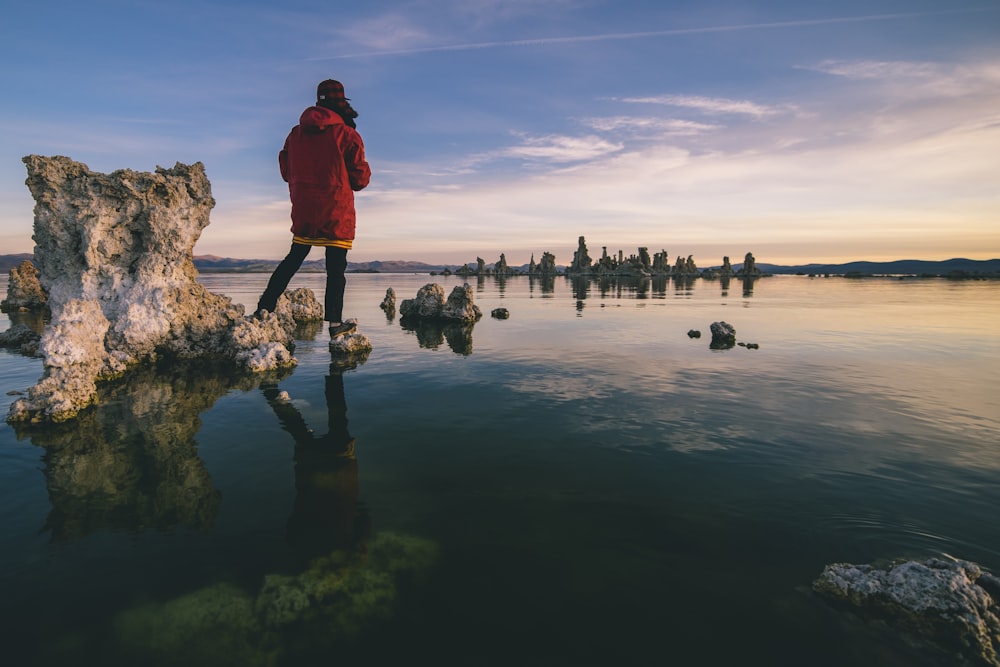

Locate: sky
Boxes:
[2,0,998,266]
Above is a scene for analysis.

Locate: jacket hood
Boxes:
[298,106,345,132]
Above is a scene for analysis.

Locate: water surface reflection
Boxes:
[15,361,291,540]
[263,357,373,563]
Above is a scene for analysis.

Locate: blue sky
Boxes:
[2,0,998,265]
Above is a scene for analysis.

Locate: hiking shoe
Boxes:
[329,321,357,338]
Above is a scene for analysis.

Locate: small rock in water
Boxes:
[687,329,701,338]
[709,321,736,349]
[329,319,373,356]
[380,287,396,313]
[491,308,510,319]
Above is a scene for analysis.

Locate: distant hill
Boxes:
[756,258,1000,276]
[1,253,997,277]
[192,256,455,273]
[347,260,451,273]
[0,254,33,273]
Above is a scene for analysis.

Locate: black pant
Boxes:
[257,243,348,322]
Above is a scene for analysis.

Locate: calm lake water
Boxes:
[1,273,998,666]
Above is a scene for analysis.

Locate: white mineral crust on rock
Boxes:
[399,283,482,322]
[328,319,372,356]
[7,155,307,423]
[814,558,1000,666]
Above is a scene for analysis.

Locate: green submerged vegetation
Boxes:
[41,533,438,667]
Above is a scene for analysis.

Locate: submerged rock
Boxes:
[1,259,48,312]
[101,532,438,666]
[813,558,1000,666]
[7,156,308,424]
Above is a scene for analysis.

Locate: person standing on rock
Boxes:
[256,79,372,338]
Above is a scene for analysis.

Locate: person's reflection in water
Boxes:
[263,361,372,563]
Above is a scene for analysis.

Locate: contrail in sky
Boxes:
[309,10,990,61]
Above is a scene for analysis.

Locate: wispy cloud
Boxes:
[800,59,1000,100]
[331,12,433,52]
[617,95,783,118]
[310,10,986,60]
[499,133,624,163]
[580,116,719,136]
[803,59,943,80]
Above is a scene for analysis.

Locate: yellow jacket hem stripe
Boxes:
[292,236,353,249]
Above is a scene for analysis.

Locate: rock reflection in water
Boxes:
[400,318,475,355]
[15,360,291,541]
[528,274,557,296]
[571,275,661,302]
[6,308,48,335]
[97,352,438,667]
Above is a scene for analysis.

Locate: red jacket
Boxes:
[279,106,371,241]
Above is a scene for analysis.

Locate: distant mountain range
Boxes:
[756,258,1000,276]
[1,253,997,277]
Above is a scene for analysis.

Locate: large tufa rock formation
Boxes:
[7,156,307,424]
[814,558,1000,666]
[535,251,558,276]
[737,251,762,277]
[570,236,592,273]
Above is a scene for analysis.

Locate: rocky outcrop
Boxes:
[1,259,48,312]
[814,558,1000,666]
[737,251,762,277]
[674,254,699,277]
[279,287,323,323]
[702,256,734,279]
[494,253,512,276]
[399,283,482,323]
[0,323,41,355]
[570,236,592,273]
[7,155,307,424]
[379,287,396,315]
[328,318,372,357]
[534,251,558,276]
